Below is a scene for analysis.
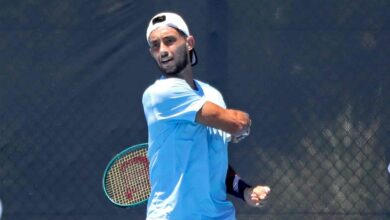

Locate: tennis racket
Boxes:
[102,143,150,207]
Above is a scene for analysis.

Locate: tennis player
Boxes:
[142,12,270,219]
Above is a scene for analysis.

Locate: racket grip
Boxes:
[229,128,250,143]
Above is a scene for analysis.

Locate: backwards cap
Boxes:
[146,12,197,66]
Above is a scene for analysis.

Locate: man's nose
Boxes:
[159,43,168,53]
[160,51,169,59]
[159,44,169,57]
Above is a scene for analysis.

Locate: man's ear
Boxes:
[186,35,195,51]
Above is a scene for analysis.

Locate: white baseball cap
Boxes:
[146,12,197,66]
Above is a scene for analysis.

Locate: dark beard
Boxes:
[158,44,190,76]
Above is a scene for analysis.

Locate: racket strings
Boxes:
[105,147,150,205]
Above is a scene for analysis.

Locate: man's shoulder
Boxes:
[195,79,214,90]
[143,78,175,95]
[143,77,196,103]
[195,79,221,94]
[146,78,189,91]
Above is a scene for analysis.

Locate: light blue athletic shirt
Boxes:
[142,77,235,220]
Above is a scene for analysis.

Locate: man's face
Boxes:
[148,26,190,76]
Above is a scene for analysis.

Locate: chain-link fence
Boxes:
[0,1,389,219]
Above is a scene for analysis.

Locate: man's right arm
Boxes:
[195,101,251,137]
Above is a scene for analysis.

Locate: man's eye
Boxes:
[150,43,159,49]
[164,38,175,45]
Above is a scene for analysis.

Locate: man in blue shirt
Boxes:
[143,12,271,219]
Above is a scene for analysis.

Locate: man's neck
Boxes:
[164,66,196,90]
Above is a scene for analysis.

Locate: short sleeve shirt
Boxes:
[142,77,235,220]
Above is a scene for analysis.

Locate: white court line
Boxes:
[0,198,2,220]
[388,163,390,174]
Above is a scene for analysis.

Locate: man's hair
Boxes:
[173,27,188,38]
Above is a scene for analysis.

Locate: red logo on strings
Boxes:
[120,156,148,200]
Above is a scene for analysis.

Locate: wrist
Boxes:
[231,175,252,200]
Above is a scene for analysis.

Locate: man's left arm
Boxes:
[225,165,271,207]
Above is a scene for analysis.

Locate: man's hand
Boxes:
[230,125,250,143]
[244,185,271,208]
[230,121,250,143]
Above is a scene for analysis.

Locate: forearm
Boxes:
[225,165,252,200]
[226,165,271,207]
[196,101,251,135]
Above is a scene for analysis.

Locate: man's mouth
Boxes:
[160,58,173,65]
